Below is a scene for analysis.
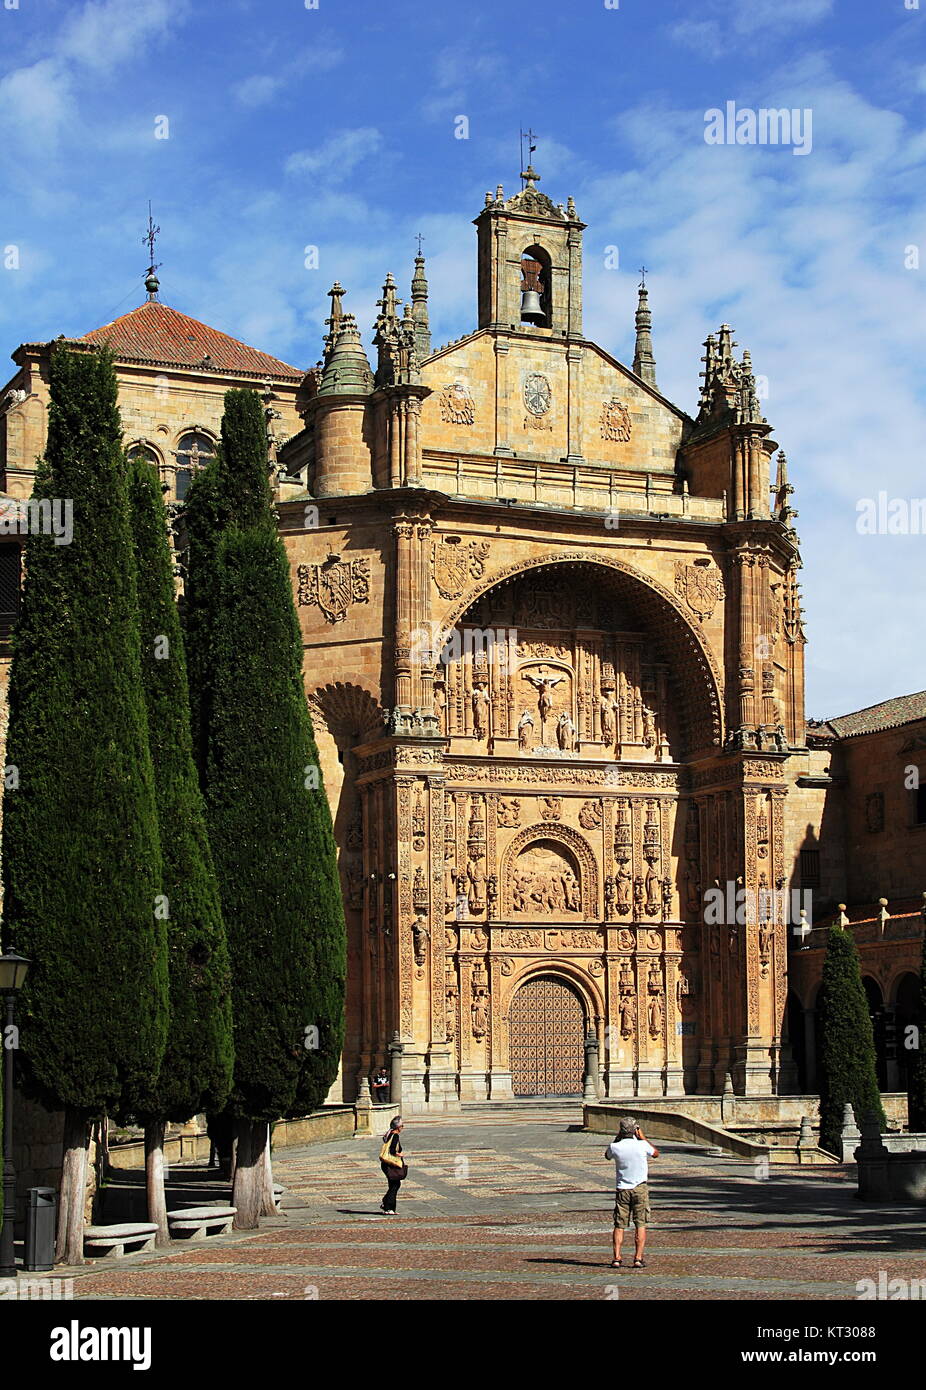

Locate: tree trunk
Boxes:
[57,1106,90,1266]
[258,1123,276,1216]
[232,1118,268,1229]
[144,1120,170,1247]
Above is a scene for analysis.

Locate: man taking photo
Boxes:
[605,1115,659,1269]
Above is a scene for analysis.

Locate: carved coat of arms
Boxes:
[297,555,370,623]
[675,561,725,621]
[523,373,552,417]
[431,536,491,600]
[600,398,632,442]
[439,381,475,425]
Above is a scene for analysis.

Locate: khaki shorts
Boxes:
[613,1182,651,1229]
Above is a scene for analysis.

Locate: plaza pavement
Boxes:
[47,1108,926,1302]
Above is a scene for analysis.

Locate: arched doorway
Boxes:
[862,977,888,1091]
[509,975,585,1096]
[786,990,809,1092]
[894,973,920,1092]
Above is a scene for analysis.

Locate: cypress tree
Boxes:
[126,455,234,1242]
[184,389,345,1227]
[818,924,886,1154]
[0,348,168,1263]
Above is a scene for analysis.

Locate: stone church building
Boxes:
[1,166,923,1113]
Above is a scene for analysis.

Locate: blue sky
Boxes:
[1,0,924,718]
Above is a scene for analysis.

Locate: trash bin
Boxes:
[24,1187,55,1272]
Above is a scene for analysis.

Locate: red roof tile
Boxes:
[824,690,926,739]
[79,299,302,379]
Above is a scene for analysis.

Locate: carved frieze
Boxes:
[443,761,681,789]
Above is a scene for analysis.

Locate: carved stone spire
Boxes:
[318,311,373,396]
[323,281,345,360]
[373,270,420,388]
[410,254,431,361]
[632,278,657,388]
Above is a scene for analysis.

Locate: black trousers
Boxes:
[381,1161,403,1210]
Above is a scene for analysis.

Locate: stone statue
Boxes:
[642,705,657,749]
[600,695,616,746]
[616,865,632,915]
[561,867,580,912]
[522,670,566,737]
[645,862,661,915]
[648,992,664,1038]
[517,709,534,750]
[471,682,489,740]
[434,680,447,733]
[619,991,636,1038]
[471,991,488,1039]
[467,858,486,913]
[556,711,577,751]
[412,915,429,966]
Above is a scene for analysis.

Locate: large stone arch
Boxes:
[499,822,599,921]
[437,551,724,756]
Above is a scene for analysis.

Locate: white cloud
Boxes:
[58,0,188,73]
[669,0,833,55]
[0,59,72,152]
[285,127,383,181]
[232,44,343,109]
[575,60,926,714]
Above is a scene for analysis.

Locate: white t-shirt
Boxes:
[606,1137,656,1189]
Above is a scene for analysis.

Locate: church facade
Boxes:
[2,167,923,1114]
[282,168,828,1110]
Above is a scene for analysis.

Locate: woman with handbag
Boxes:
[379,1116,406,1214]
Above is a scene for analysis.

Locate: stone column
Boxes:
[494,339,513,457]
[566,344,584,463]
[388,1032,403,1107]
[583,1031,600,1101]
[393,519,415,712]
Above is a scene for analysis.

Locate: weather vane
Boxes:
[143,202,162,278]
[639,265,647,289]
[519,128,537,186]
[415,232,425,256]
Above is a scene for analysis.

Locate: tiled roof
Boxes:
[79,299,303,379]
[823,690,926,739]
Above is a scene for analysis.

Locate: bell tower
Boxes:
[473,164,585,339]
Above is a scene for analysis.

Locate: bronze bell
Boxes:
[520,258,545,322]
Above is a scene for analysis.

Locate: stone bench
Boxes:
[168,1205,237,1240]
[84,1223,159,1258]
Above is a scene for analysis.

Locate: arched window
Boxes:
[520,245,552,327]
[173,430,215,501]
[127,441,166,493]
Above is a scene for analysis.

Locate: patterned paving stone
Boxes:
[54,1115,926,1306]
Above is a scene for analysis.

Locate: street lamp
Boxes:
[0,949,30,1279]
